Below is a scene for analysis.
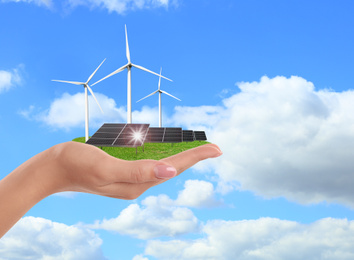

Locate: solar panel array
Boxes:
[194,131,207,141]
[86,123,150,147]
[86,123,207,147]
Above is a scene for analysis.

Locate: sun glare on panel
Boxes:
[132,130,143,142]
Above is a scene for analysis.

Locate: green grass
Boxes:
[73,137,209,160]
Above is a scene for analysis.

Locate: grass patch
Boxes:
[73,137,209,161]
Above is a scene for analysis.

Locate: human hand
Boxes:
[46,141,222,199]
[0,141,222,237]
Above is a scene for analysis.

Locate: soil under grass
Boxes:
[73,137,209,160]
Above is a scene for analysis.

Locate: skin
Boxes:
[0,141,222,238]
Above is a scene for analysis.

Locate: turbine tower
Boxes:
[52,59,105,142]
[92,25,172,124]
[137,68,181,127]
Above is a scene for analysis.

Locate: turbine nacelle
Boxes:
[91,25,173,123]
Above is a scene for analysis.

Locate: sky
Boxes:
[1,0,354,259]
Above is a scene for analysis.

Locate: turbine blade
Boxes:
[52,79,84,85]
[86,58,106,84]
[161,90,181,101]
[125,25,131,63]
[136,90,158,103]
[132,64,173,82]
[91,64,127,86]
[158,67,162,90]
[87,85,104,113]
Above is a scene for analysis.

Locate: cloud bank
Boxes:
[90,180,221,239]
[172,76,354,207]
[0,216,106,260]
[91,194,199,239]
[142,217,354,260]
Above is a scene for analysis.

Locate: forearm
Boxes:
[0,147,60,238]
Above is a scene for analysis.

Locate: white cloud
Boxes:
[176,180,222,208]
[132,105,159,126]
[132,254,150,260]
[22,92,126,130]
[0,65,23,94]
[65,0,178,14]
[21,92,162,130]
[0,0,52,8]
[143,217,354,260]
[0,216,106,260]
[90,194,199,239]
[1,0,177,13]
[90,180,222,239]
[172,75,354,207]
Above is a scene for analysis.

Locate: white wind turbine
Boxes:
[52,59,105,142]
[91,25,172,124]
[137,68,181,127]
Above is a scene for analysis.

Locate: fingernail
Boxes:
[212,148,223,158]
[154,164,177,179]
[216,149,223,156]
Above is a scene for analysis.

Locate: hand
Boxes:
[0,141,222,237]
[48,141,222,199]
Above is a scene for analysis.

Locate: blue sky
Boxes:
[2,0,354,259]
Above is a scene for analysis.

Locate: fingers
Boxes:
[101,143,221,185]
[97,144,222,199]
[161,143,222,175]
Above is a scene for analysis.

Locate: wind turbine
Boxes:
[52,59,106,142]
[137,67,181,127]
[91,25,172,124]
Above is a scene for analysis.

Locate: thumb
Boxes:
[161,143,222,175]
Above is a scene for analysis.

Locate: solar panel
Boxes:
[163,127,182,143]
[145,127,182,143]
[183,130,195,142]
[194,131,207,141]
[86,123,150,147]
[145,127,164,143]
[112,124,150,147]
